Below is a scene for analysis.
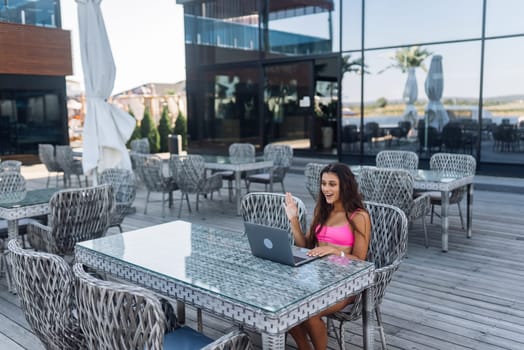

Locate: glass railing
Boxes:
[0,0,59,28]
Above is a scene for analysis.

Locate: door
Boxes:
[263,61,314,150]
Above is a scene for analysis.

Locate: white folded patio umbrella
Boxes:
[424,55,449,132]
[402,67,418,127]
[77,0,135,177]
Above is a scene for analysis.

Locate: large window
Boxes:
[486,0,524,37]
[267,0,339,56]
[0,90,66,155]
[364,0,483,48]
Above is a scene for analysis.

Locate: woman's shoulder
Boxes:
[350,208,371,225]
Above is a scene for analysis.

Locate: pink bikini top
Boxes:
[315,211,359,247]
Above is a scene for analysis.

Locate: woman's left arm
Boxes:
[345,211,371,260]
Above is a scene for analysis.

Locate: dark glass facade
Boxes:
[178,0,524,174]
[0,0,69,157]
[0,75,68,155]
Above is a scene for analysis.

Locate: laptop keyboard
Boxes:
[293,256,307,263]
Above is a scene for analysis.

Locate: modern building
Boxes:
[0,0,71,158]
[177,0,524,175]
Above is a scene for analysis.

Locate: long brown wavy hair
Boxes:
[307,163,365,248]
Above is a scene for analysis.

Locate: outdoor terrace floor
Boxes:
[1,164,524,349]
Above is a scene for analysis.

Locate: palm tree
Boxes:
[381,46,432,73]
[381,46,433,128]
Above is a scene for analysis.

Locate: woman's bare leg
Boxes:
[289,324,314,350]
[304,316,328,350]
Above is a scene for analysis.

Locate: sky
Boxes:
[60,0,186,95]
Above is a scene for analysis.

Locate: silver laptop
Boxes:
[244,222,320,267]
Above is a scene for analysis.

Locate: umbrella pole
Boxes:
[425,113,429,157]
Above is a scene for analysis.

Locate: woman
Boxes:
[284,163,371,350]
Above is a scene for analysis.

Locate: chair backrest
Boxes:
[376,150,418,170]
[441,122,464,151]
[56,145,80,176]
[429,153,477,177]
[99,168,136,205]
[0,159,22,172]
[0,171,26,202]
[263,144,293,167]
[46,184,114,256]
[304,162,326,201]
[430,153,476,202]
[229,143,255,164]
[8,240,85,350]
[72,263,167,350]
[132,153,167,192]
[39,144,61,172]
[130,138,150,154]
[358,168,414,216]
[170,154,206,193]
[342,201,408,319]
[241,192,307,244]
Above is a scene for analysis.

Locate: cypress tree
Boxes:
[141,106,160,153]
[126,110,141,148]
[157,105,172,152]
[174,111,188,150]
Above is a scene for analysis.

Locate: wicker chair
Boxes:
[214,143,256,202]
[240,192,307,244]
[0,171,28,255]
[359,167,431,247]
[246,144,293,193]
[7,240,85,350]
[72,263,253,350]
[376,150,419,170]
[0,160,22,172]
[304,162,327,201]
[99,168,137,232]
[38,144,64,187]
[328,201,408,350]
[131,153,177,217]
[56,145,87,187]
[170,154,223,217]
[27,184,114,260]
[429,153,477,230]
[130,137,150,154]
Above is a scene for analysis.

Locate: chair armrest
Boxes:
[201,329,253,350]
[411,192,431,219]
[27,220,52,252]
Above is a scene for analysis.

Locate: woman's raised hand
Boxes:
[283,192,298,221]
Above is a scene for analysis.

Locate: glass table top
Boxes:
[0,188,58,208]
[77,220,373,312]
[201,155,266,165]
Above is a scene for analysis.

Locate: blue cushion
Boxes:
[163,326,213,350]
